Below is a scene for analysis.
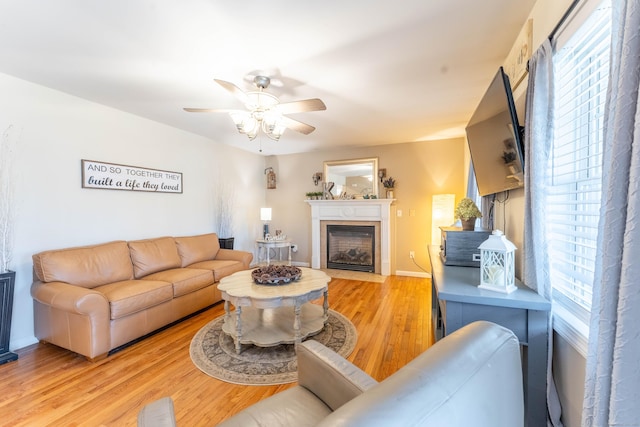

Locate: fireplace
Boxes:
[327,225,375,272]
[306,199,393,275]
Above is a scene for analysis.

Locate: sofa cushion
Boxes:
[128,237,182,279]
[188,259,245,282]
[174,233,220,268]
[94,279,173,320]
[142,268,214,297]
[32,241,134,289]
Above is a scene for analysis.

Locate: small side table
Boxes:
[256,239,292,265]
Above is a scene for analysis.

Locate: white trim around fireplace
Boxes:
[306,199,394,276]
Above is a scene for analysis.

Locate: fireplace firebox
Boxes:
[326,225,375,272]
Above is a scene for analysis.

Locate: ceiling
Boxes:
[0,0,537,156]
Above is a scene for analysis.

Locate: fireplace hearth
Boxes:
[327,225,375,272]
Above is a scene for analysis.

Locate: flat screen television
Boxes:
[465,67,524,196]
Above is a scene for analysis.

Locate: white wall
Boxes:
[0,72,266,351]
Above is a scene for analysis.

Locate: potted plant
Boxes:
[502,150,517,164]
[382,177,396,198]
[454,197,482,231]
[1,125,18,364]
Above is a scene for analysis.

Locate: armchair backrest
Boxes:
[318,321,524,427]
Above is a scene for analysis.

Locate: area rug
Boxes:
[190,309,357,385]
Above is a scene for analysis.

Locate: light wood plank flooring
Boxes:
[0,275,433,426]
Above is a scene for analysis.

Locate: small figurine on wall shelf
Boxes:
[265,167,276,189]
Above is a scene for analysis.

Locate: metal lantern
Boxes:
[478,230,517,294]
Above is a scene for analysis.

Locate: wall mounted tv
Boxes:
[465,66,524,196]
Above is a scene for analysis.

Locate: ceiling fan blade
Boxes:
[214,79,249,104]
[277,98,326,114]
[280,116,316,135]
[183,107,236,113]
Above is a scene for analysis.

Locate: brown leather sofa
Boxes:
[31,233,252,361]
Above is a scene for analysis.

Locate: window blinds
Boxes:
[548,1,610,326]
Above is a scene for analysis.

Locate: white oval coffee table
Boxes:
[217,267,330,354]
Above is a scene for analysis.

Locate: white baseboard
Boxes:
[250,261,310,268]
[291,261,310,267]
[12,336,38,352]
[394,270,432,278]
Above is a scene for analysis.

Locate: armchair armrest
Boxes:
[138,396,176,427]
[297,340,378,411]
[215,248,253,268]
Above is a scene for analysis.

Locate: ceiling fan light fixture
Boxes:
[184,75,324,145]
[230,112,259,140]
[262,120,286,141]
[245,91,279,111]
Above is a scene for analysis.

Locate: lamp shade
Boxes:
[260,207,272,221]
[431,194,455,245]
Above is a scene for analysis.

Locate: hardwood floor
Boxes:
[0,275,433,426]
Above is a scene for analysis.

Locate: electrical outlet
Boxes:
[409,251,415,259]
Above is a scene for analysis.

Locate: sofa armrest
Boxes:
[31,280,109,314]
[31,280,111,360]
[214,248,253,268]
[297,340,378,411]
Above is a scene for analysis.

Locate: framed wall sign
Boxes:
[81,159,183,194]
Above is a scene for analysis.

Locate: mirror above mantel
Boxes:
[324,157,379,199]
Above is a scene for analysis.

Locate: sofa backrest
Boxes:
[318,321,524,427]
[32,241,134,288]
[174,233,220,267]
[128,237,182,279]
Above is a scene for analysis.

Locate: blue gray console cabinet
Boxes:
[428,245,551,427]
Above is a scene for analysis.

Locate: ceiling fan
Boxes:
[184,76,326,141]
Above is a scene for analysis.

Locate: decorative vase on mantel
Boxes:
[0,270,18,365]
[382,176,396,199]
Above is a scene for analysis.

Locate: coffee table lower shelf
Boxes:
[221,304,327,352]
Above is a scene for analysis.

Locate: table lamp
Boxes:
[260,207,272,238]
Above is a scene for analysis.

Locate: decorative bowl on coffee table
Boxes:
[251,265,302,285]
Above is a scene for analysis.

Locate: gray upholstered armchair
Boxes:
[138,321,524,427]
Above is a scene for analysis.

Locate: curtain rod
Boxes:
[548,0,581,41]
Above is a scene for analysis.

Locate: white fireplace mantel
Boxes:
[306,199,394,275]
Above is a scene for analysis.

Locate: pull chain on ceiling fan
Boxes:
[184,76,326,141]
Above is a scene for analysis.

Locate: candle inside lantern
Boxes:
[484,264,505,285]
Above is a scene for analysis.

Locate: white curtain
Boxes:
[582,0,640,425]
[523,39,564,427]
